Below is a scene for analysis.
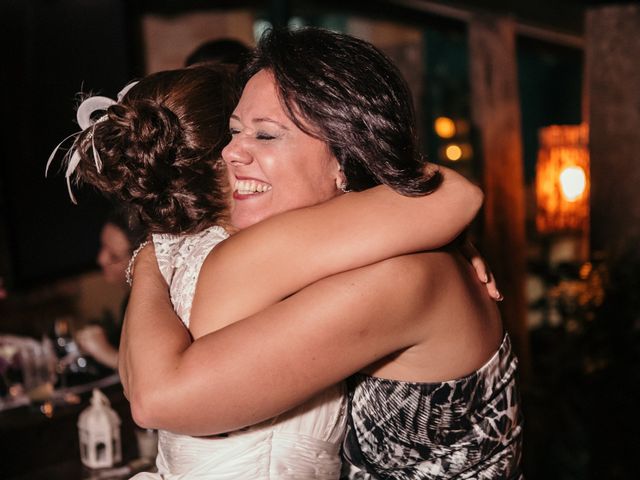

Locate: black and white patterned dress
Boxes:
[341,334,523,479]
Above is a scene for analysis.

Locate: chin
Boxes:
[103,272,123,285]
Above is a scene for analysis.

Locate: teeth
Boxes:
[235,180,272,194]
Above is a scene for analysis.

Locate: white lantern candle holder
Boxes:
[77,388,122,469]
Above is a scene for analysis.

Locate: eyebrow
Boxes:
[230,114,289,130]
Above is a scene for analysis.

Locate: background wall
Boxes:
[142,9,255,72]
[0,0,133,291]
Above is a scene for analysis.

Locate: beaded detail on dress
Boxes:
[342,333,523,480]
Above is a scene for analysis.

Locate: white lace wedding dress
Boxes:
[131,225,347,479]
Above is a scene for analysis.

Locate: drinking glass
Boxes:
[20,336,58,404]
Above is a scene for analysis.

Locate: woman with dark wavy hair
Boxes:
[54,56,490,476]
[119,28,522,479]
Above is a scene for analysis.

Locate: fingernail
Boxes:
[482,274,489,283]
[496,292,504,301]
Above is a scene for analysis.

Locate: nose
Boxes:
[96,247,109,269]
[222,136,252,167]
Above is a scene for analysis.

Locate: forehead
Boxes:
[234,69,325,142]
[233,70,286,120]
[101,223,129,248]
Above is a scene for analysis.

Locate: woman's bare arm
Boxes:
[189,165,482,337]
[120,166,485,425]
[124,249,434,435]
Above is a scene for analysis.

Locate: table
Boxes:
[1,375,151,479]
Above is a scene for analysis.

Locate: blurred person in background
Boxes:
[184,37,251,67]
[75,206,144,370]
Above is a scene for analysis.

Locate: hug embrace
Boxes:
[51,27,523,480]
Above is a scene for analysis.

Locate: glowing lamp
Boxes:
[441,143,472,162]
[559,166,587,201]
[445,144,463,161]
[434,116,456,138]
[535,124,590,233]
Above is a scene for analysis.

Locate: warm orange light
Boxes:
[445,144,463,161]
[535,124,590,233]
[559,166,587,201]
[434,117,456,139]
[579,262,592,279]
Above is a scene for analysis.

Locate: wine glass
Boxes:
[20,336,58,405]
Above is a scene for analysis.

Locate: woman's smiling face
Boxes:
[222,69,343,230]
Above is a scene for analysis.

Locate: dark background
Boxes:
[0,0,590,290]
[0,0,135,289]
[0,1,637,480]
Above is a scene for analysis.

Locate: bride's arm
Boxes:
[188,165,482,337]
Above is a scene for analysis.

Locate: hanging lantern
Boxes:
[78,388,122,469]
[536,124,590,233]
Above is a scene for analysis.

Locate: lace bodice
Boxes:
[153,225,229,327]
[131,225,347,479]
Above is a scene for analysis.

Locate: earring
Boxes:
[336,166,349,193]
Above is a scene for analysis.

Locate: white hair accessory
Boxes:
[45,81,139,204]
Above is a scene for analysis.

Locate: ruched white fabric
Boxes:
[131,225,347,479]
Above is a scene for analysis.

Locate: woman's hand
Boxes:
[459,238,502,301]
[76,325,119,369]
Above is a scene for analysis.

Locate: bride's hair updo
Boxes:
[73,64,239,235]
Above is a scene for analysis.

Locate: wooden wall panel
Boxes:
[468,15,530,379]
[586,5,640,259]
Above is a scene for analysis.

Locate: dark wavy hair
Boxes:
[242,27,441,195]
[72,64,239,235]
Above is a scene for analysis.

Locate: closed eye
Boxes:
[256,132,277,140]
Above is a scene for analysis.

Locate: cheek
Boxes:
[279,163,338,207]
[225,164,235,186]
[304,153,340,194]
